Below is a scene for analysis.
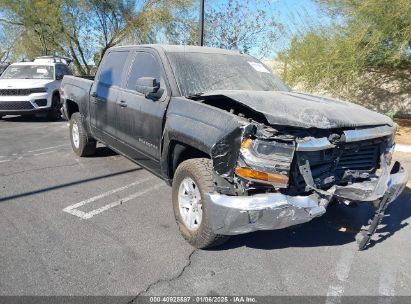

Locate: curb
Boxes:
[396,144,411,153]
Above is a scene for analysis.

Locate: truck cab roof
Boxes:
[110,44,245,56]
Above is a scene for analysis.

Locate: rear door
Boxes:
[116,50,168,164]
[90,50,129,142]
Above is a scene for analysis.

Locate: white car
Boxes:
[0,56,72,120]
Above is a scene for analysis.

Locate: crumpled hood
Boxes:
[201,90,394,129]
[0,79,53,89]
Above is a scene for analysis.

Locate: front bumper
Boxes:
[0,94,51,115]
[204,161,408,235]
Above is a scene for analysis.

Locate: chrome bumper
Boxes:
[204,161,408,235]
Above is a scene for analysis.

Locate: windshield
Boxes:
[166,52,290,96]
[1,65,54,80]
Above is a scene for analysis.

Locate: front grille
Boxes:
[0,101,34,110]
[0,89,31,96]
[290,139,383,194]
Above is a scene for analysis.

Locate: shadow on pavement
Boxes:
[94,146,118,157]
[366,186,411,249]
[0,168,142,203]
[216,186,411,250]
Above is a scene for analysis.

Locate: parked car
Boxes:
[0,56,72,120]
[60,45,408,250]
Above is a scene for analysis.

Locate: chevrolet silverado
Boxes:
[60,45,408,250]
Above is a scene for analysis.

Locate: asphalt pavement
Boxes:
[0,116,410,298]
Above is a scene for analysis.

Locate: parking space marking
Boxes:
[378,265,396,304]
[62,177,162,219]
[33,150,57,156]
[0,159,11,163]
[325,249,356,304]
[28,144,69,153]
[82,183,164,219]
[1,144,70,161]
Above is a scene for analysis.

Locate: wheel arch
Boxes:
[167,141,210,184]
[65,99,79,119]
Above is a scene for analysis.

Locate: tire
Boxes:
[47,93,61,121]
[69,112,96,157]
[172,158,229,249]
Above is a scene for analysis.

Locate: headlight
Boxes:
[236,138,295,187]
[384,130,396,165]
[30,87,47,93]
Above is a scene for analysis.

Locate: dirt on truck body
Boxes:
[60,44,408,250]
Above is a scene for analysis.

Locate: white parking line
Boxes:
[33,150,57,156]
[378,265,396,304]
[0,159,11,163]
[82,183,163,219]
[28,144,68,153]
[62,177,160,219]
[325,248,356,304]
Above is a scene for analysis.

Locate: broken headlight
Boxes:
[235,138,295,187]
[384,129,396,165]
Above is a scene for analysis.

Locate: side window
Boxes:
[126,52,161,91]
[99,51,129,86]
[55,65,64,78]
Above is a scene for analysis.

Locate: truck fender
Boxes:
[160,97,242,182]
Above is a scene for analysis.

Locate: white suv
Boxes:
[0,56,72,120]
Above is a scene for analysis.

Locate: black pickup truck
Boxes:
[60,44,408,249]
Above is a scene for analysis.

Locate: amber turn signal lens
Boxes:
[235,166,289,184]
[240,138,253,149]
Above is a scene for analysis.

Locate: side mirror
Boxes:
[136,77,160,98]
[56,73,63,80]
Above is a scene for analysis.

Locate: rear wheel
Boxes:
[172,158,229,248]
[69,112,96,157]
[47,93,61,121]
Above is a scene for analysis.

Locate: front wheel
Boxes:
[172,158,229,249]
[69,112,96,157]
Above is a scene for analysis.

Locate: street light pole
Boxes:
[198,0,205,46]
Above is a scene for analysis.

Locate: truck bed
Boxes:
[61,76,94,111]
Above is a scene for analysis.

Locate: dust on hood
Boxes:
[200,90,394,129]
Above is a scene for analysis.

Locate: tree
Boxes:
[279,0,411,97]
[0,0,191,74]
[166,0,282,59]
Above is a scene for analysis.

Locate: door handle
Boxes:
[91,92,106,103]
[118,100,127,107]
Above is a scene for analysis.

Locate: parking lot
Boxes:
[1,116,411,298]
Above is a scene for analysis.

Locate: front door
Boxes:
[116,50,168,169]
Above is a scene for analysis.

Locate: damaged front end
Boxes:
[207,123,408,249]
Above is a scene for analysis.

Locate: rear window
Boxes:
[99,51,129,86]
